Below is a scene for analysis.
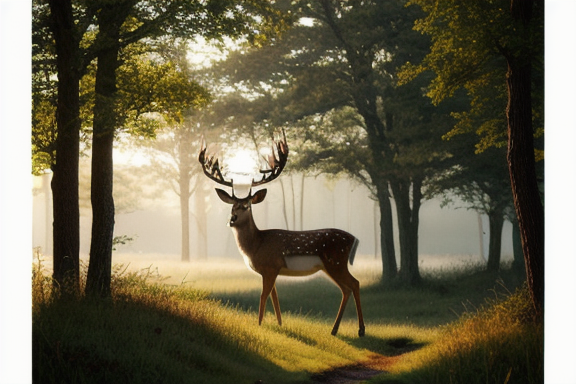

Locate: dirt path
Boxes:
[310,354,399,384]
[309,337,425,384]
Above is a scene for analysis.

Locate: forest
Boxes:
[2,0,569,383]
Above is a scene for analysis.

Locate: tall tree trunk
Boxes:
[48,0,80,295]
[511,217,525,273]
[179,124,199,261]
[376,181,397,281]
[194,184,208,260]
[392,177,422,286]
[178,141,190,262]
[300,174,305,230]
[506,0,544,316]
[279,179,290,229]
[486,209,504,272]
[180,171,191,262]
[86,5,124,297]
[291,175,297,230]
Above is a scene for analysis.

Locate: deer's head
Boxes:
[199,130,288,227]
[215,188,267,227]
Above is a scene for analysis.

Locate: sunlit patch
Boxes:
[298,17,314,27]
[224,148,258,176]
[221,148,259,192]
[114,148,151,167]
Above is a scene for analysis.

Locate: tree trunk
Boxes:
[86,6,124,297]
[506,0,544,316]
[291,175,297,230]
[300,174,305,230]
[376,181,397,281]
[392,177,422,286]
[180,188,190,262]
[511,217,525,273]
[279,179,290,229]
[486,210,504,272]
[180,175,191,262]
[194,184,208,260]
[48,0,80,295]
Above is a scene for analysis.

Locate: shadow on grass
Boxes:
[342,334,428,357]
[211,266,527,332]
[33,295,310,384]
[210,277,348,322]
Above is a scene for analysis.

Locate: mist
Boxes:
[33,164,513,269]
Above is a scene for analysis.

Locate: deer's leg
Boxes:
[350,275,365,337]
[341,271,365,337]
[259,272,278,326]
[326,267,365,337]
[270,285,282,326]
[331,284,351,336]
[325,266,351,336]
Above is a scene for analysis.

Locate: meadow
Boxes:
[32,253,542,383]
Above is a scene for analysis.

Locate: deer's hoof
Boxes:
[358,327,365,337]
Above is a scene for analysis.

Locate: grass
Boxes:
[33,259,373,384]
[32,254,541,383]
[374,286,543,384]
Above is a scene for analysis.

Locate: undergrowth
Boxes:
[32,255,368,384]
[374,284,543,384]
[33,253,541,384]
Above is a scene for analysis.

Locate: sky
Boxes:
[2,1,576,383]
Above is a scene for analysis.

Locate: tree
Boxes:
[403,0,544,314]
[431,141,514,272]
[142,118,207,262]
[505,0,544,316]
[84,1,126,297]
[87,36,214,294]
[42,0,82,294]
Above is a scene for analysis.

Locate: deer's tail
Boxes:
[349,237,359,266]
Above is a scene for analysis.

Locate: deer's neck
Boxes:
[231,214,262,258]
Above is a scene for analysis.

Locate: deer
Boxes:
[198,131,365,337]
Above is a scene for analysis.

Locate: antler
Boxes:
[198,139,233,187]
[198,130,289,189]
[252,129,289,187]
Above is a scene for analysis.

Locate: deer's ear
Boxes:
[215,188,236,204]
[251,189,267,204]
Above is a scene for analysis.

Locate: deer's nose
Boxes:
[227,214,238,226]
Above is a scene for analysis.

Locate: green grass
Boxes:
[204,258,527,328]
[32,255,541,384]
[33,261,373,384]
[373,286,543,384]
